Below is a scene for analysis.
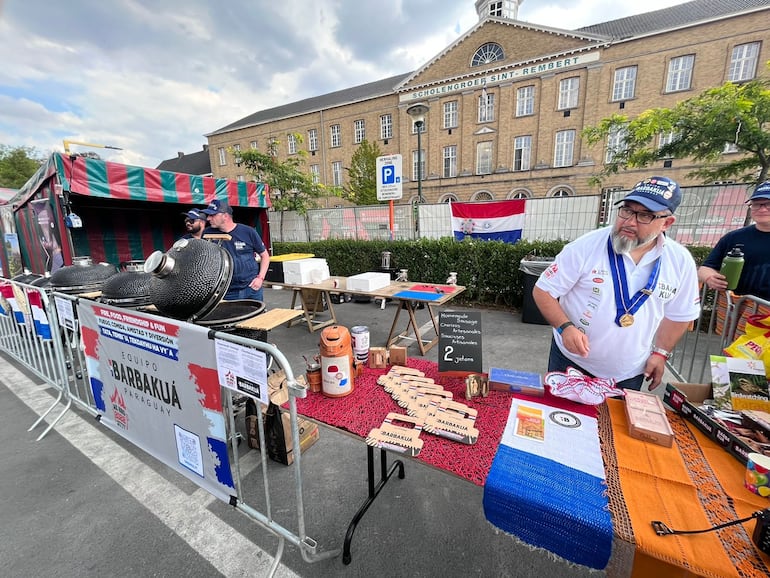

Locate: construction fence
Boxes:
[0,277,338,576]
[269,183,752,247]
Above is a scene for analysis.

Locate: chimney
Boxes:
[202,144,209,151]
[177,152,184,158]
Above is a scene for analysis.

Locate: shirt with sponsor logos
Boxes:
[535,227,700,381]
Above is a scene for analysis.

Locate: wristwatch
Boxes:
[651,346,672,360]
[557,321,575,335]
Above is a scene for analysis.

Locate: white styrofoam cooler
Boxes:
[283,258,330,285]
[346,272,391,292]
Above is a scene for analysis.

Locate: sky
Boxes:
[0,0,693,169]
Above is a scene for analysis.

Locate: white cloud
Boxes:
[0,0,691,168]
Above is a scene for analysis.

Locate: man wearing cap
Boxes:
[202,198,270,302]
[698,181,770,301]
[533,176,701,391]
[181,208,207,240]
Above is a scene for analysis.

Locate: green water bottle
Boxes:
[720,245,745,291]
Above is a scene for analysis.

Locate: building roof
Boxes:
[156,146,212,175]
[577,0,770,39]
[209,0,769,136]
[207,72,412,136]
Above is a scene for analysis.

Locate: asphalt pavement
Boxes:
[0,287,624,577]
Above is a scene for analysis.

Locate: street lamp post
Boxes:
[406,102,430,205]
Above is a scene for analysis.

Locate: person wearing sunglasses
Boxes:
[180,208,207,240]
[698,181,770,301]
[533,176,701,391]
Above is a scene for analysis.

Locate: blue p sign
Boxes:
[382,164,396,184]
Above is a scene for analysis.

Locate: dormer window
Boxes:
[471,43,504,67]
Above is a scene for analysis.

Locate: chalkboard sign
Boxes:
[438,311,482,374]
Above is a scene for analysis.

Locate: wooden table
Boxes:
[264,277,465,355]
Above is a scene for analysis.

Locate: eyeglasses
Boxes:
[617,206,670,224]
[750,201,770,211]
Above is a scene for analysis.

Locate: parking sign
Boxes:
[376,154,403,200]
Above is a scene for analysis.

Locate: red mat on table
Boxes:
[294,358,588,486]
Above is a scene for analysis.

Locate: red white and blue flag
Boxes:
[450,200,525,243]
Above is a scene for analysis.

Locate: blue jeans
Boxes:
[548,338,644,391]
[225,286,264,302]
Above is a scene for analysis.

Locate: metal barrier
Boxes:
[0,281,340,574]
[669,286,770,385]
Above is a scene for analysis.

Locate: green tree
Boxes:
[343,139,382,205]
[582,76,770,186]
[235,135,331,214]
[0,145,44,189]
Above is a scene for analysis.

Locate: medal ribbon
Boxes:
[607,238,661,328]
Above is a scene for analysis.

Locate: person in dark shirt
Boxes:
[698,181,770,301]
[181,208,206,240]
[202,199,270,301]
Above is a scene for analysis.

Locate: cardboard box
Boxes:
[664,383,752,465]
[283,258,330,285]
[624,390,673,447]
[347,272,391,292]
[488,367,544,396]
[669,382,712,404]
[265,253,315,283]
[246,409,320,466]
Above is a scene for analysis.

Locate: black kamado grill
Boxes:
[99,261,152,308]
[144,239,266,332]
[49,257,119,294]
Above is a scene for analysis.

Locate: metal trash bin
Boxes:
[519,259,554,325]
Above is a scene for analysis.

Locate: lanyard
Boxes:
[607,238,661,328]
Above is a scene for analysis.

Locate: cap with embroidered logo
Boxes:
[201,199,233,215]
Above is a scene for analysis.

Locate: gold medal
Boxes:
[619,313,634,327]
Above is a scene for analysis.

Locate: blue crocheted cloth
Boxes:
[483,444,613,569]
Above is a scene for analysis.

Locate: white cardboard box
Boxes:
[283,258,330,285]
[347,272,391,292]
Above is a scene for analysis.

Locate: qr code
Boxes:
[174,424,203,477]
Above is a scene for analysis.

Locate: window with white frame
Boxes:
[330,124,341,147]
[478,91,495,123]
[411,119,426,134]
[310,164,320,184]
[513,135,531,171]
[237,175,245,182]
[233,144,241,165]
[666,55,694,92]
[332,161,342,186]
[471,43,504,67]
[551,187,572,198]
[354,119,365,143]
[728,42,760,82]
[658,131,677,158]
[412,149,425,181]
[605,126,627,164]
[443,101,458,129]
[510,189,530,199]
[558,77,579,110]
[250,140,258,149]
[612,66,637,101]
[308,129,318,151]
[516,86,534,117]
[217,147,226,166]
[554,130,575,167]
[380,114,392,139]
[443,145,457,178]
[476,141,493,175]
[287,134,297,154]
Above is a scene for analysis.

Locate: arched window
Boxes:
[508,189,531,200]
[472,190,495,201]
[471,43,504,67]
[549,186,574,198]
[439,193,459,203]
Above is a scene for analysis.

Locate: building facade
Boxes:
[205,0,770,204]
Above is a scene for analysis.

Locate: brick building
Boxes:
[205,0,769,204]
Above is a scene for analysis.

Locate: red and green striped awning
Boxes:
[15,153,270,209]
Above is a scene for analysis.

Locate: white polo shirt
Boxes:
[535,227,701,381]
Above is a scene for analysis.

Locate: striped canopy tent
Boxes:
[12,153,271,274]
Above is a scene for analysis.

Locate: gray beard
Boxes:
[611,230,657,255]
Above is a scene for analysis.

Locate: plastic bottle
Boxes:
[720,245,745,291]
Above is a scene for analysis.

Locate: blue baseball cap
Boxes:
[616,176,681,213]
[746,181,770,203]
[201,198,233,215]
[181,208,206,221]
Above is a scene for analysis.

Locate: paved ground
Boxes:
[0,287,662,577]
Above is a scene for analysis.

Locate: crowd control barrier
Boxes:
[669,286,770,385]
[0,277,340,575]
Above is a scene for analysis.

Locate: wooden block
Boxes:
[368,347,388,368]
[389,345,407,366]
